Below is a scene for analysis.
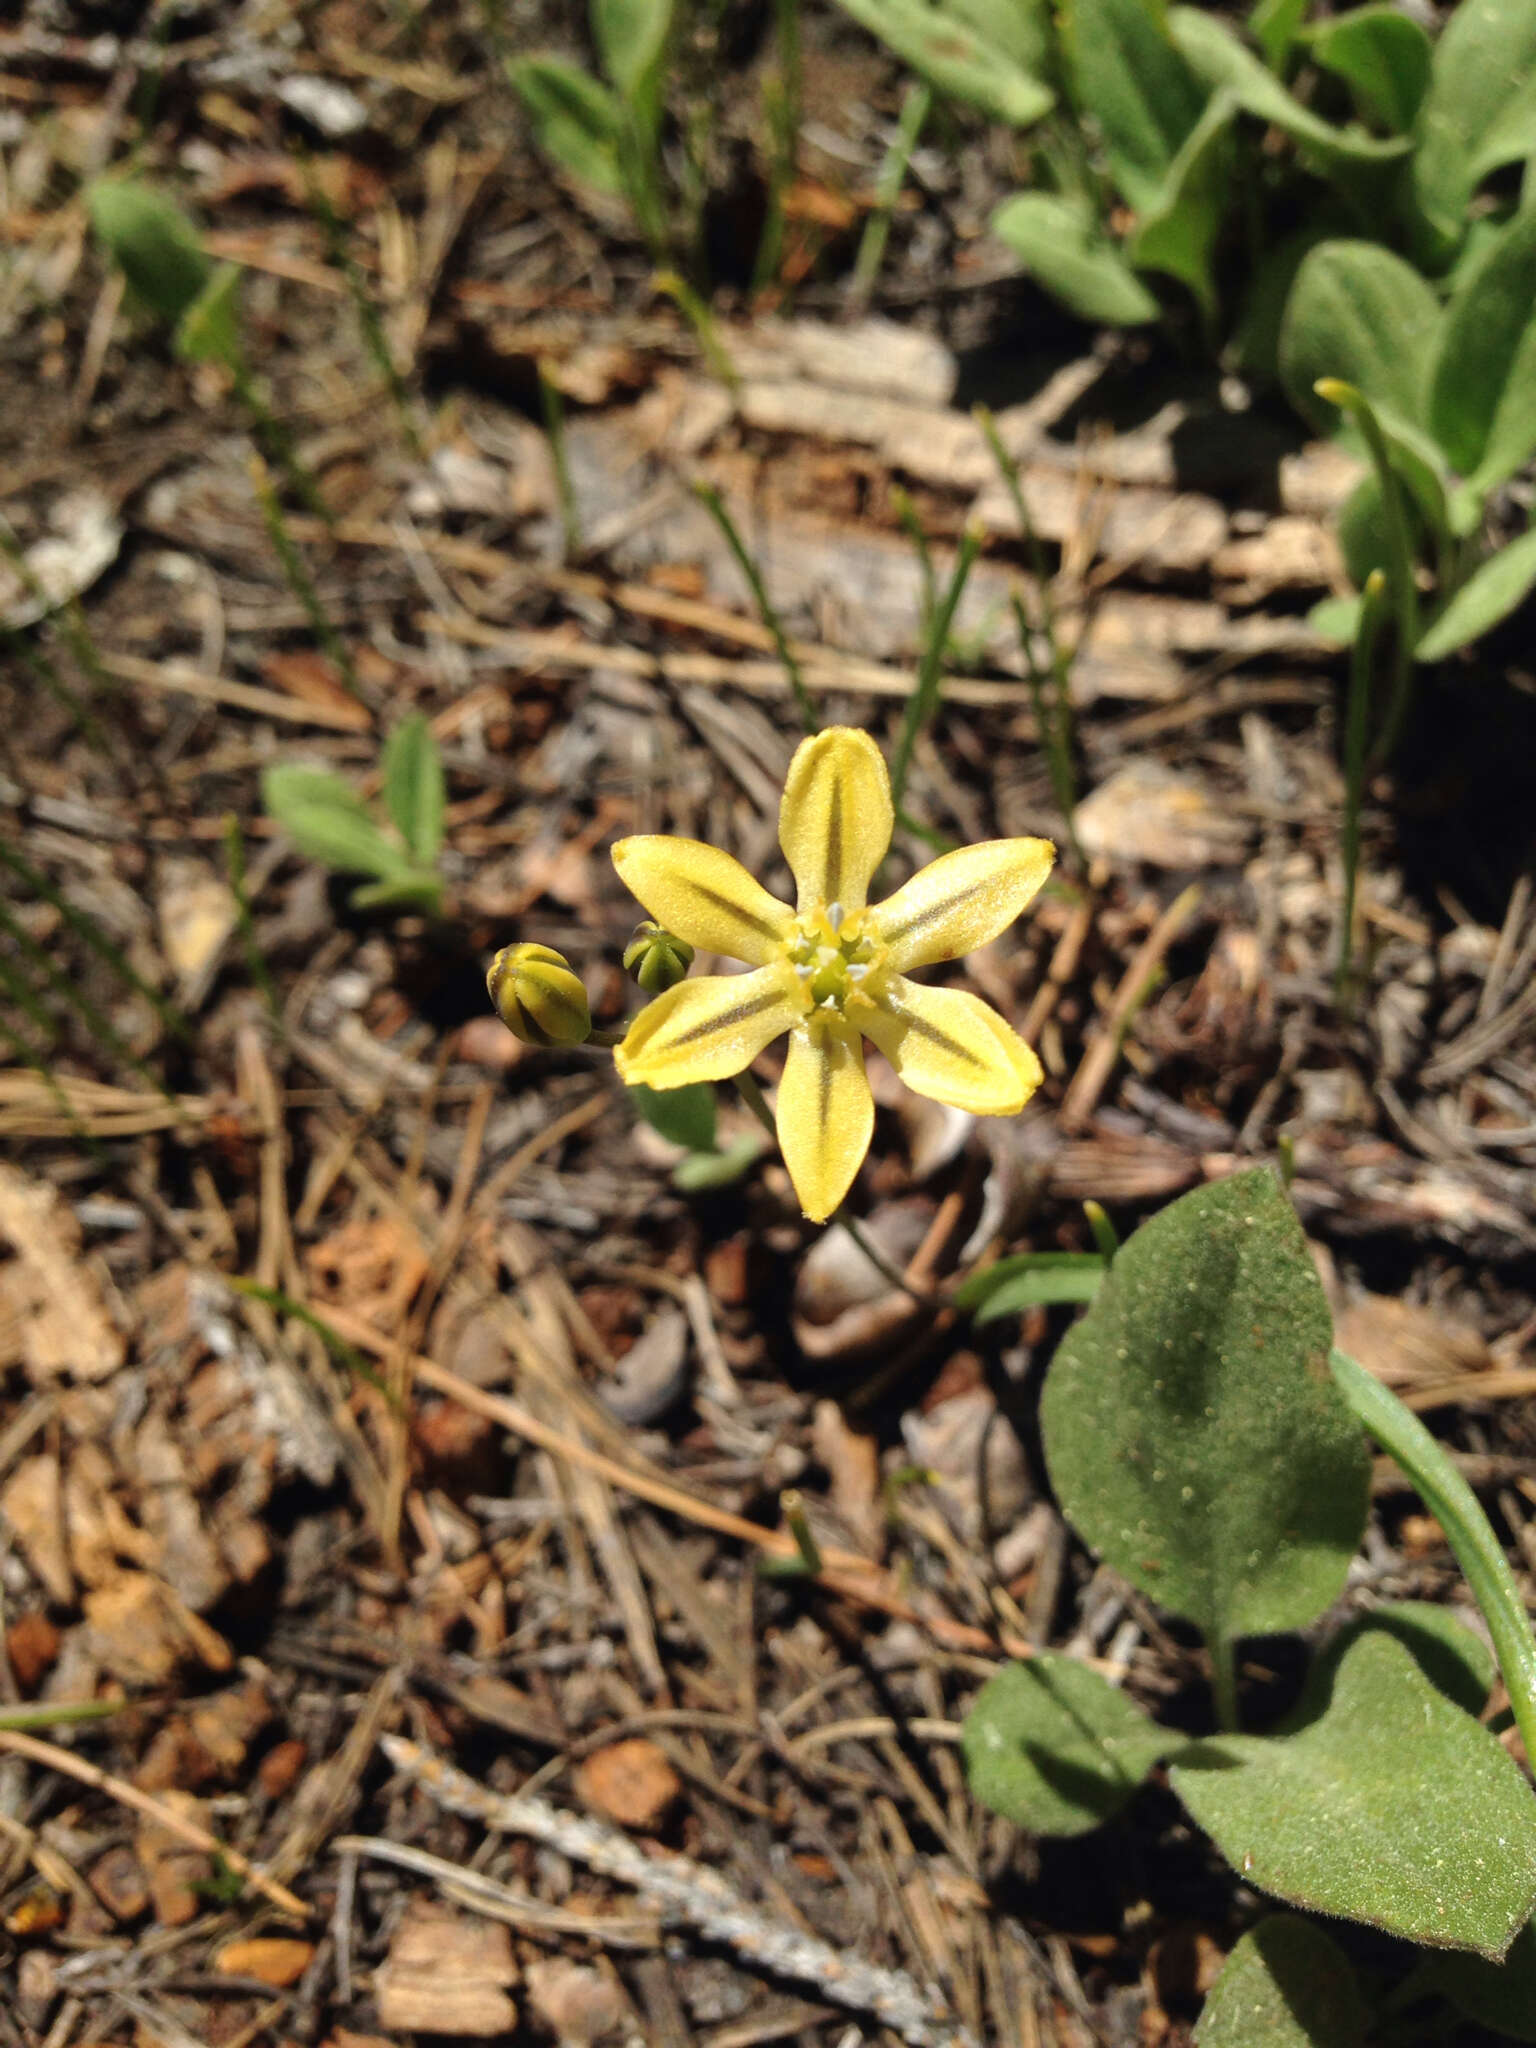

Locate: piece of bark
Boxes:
[575,1739,683,1833]
[374,1901,517,2035]
[1,1455,73,1603]
[137,1792,212,1926]
[88,1846,150,1923]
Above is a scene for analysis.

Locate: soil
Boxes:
[2,2,1536,2044]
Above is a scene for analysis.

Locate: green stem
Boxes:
[890,524,982,807]
[1331,1345,1536,1772]
[1336,567,1386,1010]
[1210,1635,1240,1733]
[693,481,814,732]
[850,81,931,308]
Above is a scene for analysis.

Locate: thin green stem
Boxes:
[301,157,423,457]
[1331,1345,1536,1773]
[693,481,815,733]
[1210,1636,1241,1732]
[0,898,173,1101]
[753,0,802,296]
[1337,568,1386,1010]
[248,456,361,697]
[223,814,280,1022]
[538,363,581,559]
[851,81,931,308]
[654,271,739,391]
[890,524,981,807]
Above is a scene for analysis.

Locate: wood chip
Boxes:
[0,1164,125,1383]
[214,1937,317,1987]
[575,1738,683,1833]
[375,1901,518,2035]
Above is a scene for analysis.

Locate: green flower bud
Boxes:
[487,943,592,1047]
[623,920,695,995]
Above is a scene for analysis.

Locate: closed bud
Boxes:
[623,920,695,995]
[487,943,592,1047]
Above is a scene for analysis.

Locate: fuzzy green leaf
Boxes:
[950,0,1054,79]
[1416,525,1536,660]
[1430,206,1536,494]
[1308,593,1361,645]
[174,262,243,370]
[672,1132,765,1190]
[1303,1601,1497,1723]
[991,192,1160,325]
[1169,8,1411,173]
[1278,239,1442,436]
[629,1081,718,1153]
[1194,1916,1370,2047]
[592,0,672,101]
[1412,0,1536,241]
[262,765,405,879]
[1249,0,1311,73]
[1131,91,1236,322]
[349,872,445,914]
[1308,5,1430,134]
[509,57,626,196]
[1173,1631,1536,1957]
[1062,0,1208,211]
[87,179,212,326]
[832,0,1054,125]
[381,713,446,868]
[1426,1919,1536,2041]
[1039,1169,1370,1647]
[963,1654,1171,1837]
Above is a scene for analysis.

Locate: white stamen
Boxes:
[847,963,868,982]
[825,901,844,933]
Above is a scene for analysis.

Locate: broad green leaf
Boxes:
[262,765,405,879]
[1430,206,1536,494]
[1427,1919,1536,2041]
[991,192,1160,325]
[1130,91,1236,323]
[831,0,1055,125]
[381,713,446,867]
[1416,525,1536,659]
[1308,593,1361,644]
[1305,1601,1497,1722]
[1061,0,1208,211]
[1412,0,1536,241]
[1249,0,1311,74]
[87,179,211,326]
[1278,239,1441,435]
[1307,5,1430,134]
[174,262,242,370]
[954,1250,1106,1319]
[1230,221,1336,381]
[350,872,445,914]
[1039,1169,1370,1647]
[1194,1917,1370,2047]
[629,1080,718,1152]
[592,0,671,101]
[672,1132,766,1190]
[963,1655,1171,1836]
[950,0,1054,79]
[1336,472,1389,587]
[1172,1630,1536,1957]
[1169,8,1412,173]
[509,57,626,197]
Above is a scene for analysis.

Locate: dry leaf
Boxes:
[0,1164,125,1382]
[375,1902,518,2035]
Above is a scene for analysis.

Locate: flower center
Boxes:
[786,904,885,1014]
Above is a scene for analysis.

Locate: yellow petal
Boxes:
[614,966,799,1088]
[779,727,894,915]
[862,975,1043,1116]
[612,836,793,967]
[871,837,1054,971]
[775,1018,875,1223]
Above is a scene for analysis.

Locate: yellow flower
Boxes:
[612,727,1053,1223]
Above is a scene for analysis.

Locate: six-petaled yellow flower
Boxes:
[612,727,1054,1223]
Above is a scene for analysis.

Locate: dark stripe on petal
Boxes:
[880,878,989,948]
[666,988,784,1049]
[687,881,785,945]
[825,776,843,907]
[888,997,984,1068]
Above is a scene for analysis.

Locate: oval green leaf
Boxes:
[1308,5,1430,134]
[1039,1168,1370,1648]
[1063,0,1208,211]
[508,57,626,197]
[382,712,446,867]
[1430,206,1536,492]
[1412,0,1536,240]
[1194,1917,1370,2047]
[991,192,1160,326]
[1173,1631,1536,1958]
[262,765,404,879]
[832,0,1055,126]
[963,1655,1171,1837]
[1278,239,1442,435]
[1417,525,1536,661]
